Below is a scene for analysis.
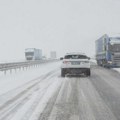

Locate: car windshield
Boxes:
[25,52,34,56]
[64,55,88,59]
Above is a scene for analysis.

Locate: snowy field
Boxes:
[0,61,63,120]
[0,61,61,95]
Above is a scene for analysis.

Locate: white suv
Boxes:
[61,53,91,77]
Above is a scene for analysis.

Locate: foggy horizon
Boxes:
[0,0,120,62]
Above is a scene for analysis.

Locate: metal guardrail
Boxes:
[0,59,58,74]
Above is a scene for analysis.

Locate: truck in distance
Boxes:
[95,34,120,67]
[25,48,42,60]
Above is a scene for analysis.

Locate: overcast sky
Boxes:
[0,0,120,61]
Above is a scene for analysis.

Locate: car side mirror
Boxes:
[60,57,63,60]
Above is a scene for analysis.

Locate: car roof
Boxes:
[65,52,86,56]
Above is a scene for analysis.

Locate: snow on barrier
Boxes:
[0,59,59,74]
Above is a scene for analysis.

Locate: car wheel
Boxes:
[61,69,65,77]
[86,69,91,76]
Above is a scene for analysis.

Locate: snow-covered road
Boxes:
[1,62,120,120]
[0,61,61,95]
[0,61,62,120]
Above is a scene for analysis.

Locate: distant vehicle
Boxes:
[61,53,91,77]
[95,34,120,67]
[50,51,57,59]
[25,48,42,60]
[60,57,63,60]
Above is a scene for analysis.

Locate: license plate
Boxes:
[72,61,80,65]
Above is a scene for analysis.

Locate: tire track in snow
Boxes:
[0,69,59,120]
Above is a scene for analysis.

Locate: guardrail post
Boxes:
[4,70,6,75]
[0,60,57,75]
[15,68,16,73]
[19,67,21,71]
[10,69,12,74]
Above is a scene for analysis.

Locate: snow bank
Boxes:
[112,68,120,73]
[0,61,61,95]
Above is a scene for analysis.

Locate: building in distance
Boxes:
[50,51,57,59]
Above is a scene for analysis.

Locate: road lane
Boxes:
[90,66,120,120]
[1,64,120,120]
[39,66,120,120]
